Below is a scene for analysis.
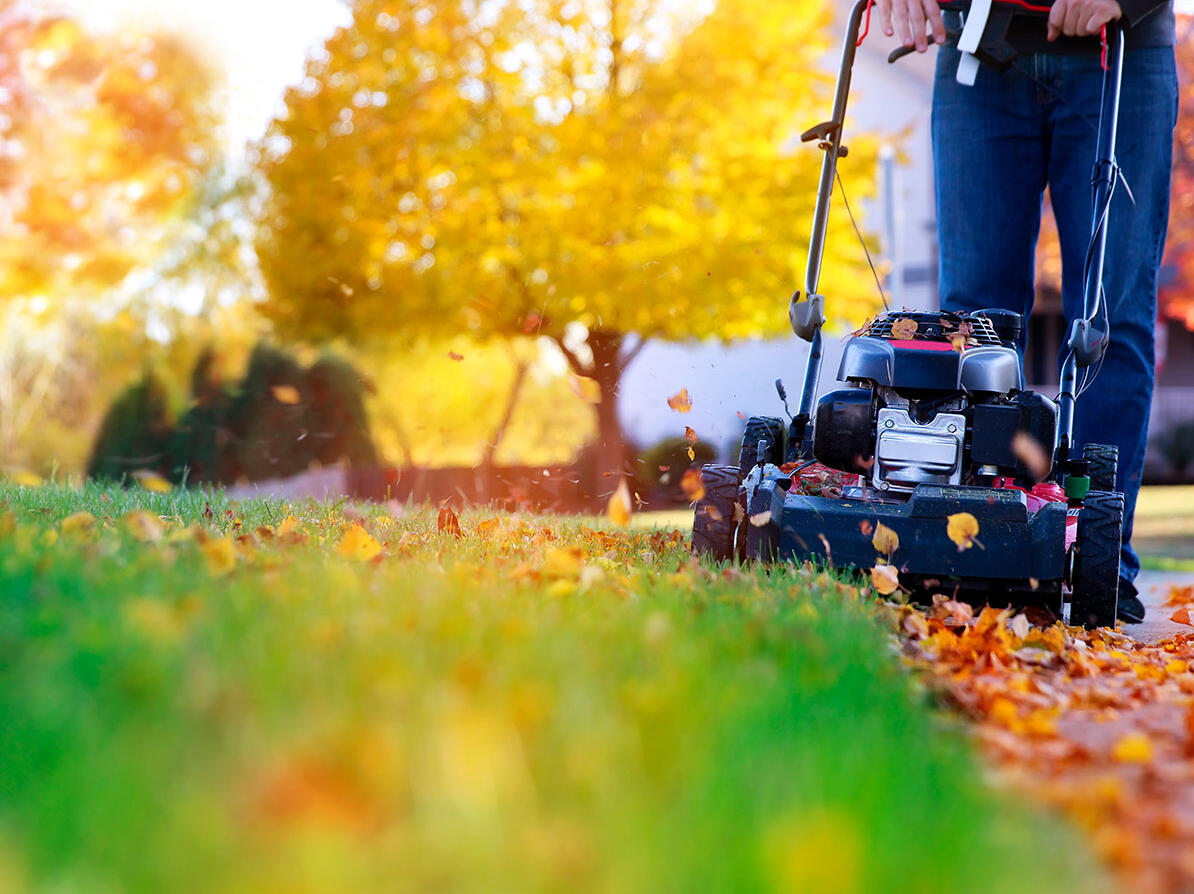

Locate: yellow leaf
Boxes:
[8,471,42,487]
[1111,732,1153,764]
[687,446,695,461]
[870,564,900,595]
[124,510,164,542]
[542,546,583,578]
[607,478,632,526]
[271,384,301,404]
[946,512,980,551]
[201,537,238,576]
[546,579,576,598]
[338,523,382,561]
[569,375,602,404]
[871,521,899,555]
[134,471,172,493]
[890,317,918,339]
[277,515,304,537]
[667,388,693,413]
[60,511,96,535]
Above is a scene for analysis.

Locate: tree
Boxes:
[0,0,219,302]
[255,0,879,479]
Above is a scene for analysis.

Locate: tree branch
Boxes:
[551,334,589,377]
[617,334,648,374]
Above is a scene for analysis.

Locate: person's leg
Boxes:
[933,44,1049,323]
[1047,48,1178,596]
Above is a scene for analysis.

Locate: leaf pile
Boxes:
[889,592,1194,894]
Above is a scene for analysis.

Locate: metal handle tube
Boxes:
[1057,27,1124,458]
[804,0,869,297]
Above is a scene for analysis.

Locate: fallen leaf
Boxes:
[277,515,303,537]
[667,388,692,413]
[60,511,96,535]
[684,426,698,445]
[1171,607,1193,626]
[124,510,164,542]
[338,524,382,561]
[946,512,980,551]
[871,564,900,596]
[542,546,582,578]
[680,468,705,502]
[607,479,632,526]
[201,537,238,576]
[871,521,899,555]
[437,505,463,538]
[8,470,42,487]
[890,317,918,339]
[1010,613,1031,639]
[271,384,301,405]
[1111,732,1153,764]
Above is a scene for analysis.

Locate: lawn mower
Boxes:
[692,0,1127,627]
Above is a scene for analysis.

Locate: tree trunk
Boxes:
[586,330,630,495]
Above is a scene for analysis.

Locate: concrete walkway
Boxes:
[1122,570,1194,644]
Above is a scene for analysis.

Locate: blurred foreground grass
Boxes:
[0,483,1106,894]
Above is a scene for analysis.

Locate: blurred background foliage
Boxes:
[0,0,880,481]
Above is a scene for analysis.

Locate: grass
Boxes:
[0,482,1108,894]
[1132,485,1194,561]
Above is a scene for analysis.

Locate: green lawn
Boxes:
[1132,485,1194,566]
[0,483,1107,894]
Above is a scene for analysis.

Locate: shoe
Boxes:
[1116,578,1146,624]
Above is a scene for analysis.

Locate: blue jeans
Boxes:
[932,45,1178,583]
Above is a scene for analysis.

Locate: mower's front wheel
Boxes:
[738,416,786,480]
[1070,490,1123,629]
[691,464,742,562]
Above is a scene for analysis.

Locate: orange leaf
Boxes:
[1012,432,1050,480]
[890,317,918,339]
[684,426,698,445]
[607,479,632,526]
[1171,606,1193,626]
[1111,732,1153,764]
[667,388,693,413]
[570,375,602,404]
[437,505,463,538]
[680,468,705,502]
[447,351,464,361]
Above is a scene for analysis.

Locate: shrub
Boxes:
[1156,419,1194,476]
[87,369,174,483]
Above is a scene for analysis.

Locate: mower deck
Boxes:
[746,478,1068,585]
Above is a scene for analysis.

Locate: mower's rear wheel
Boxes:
[692,464,742,562]
[1083,443,1119,492]
[739,416,786,479]
[1070,490,1123,629]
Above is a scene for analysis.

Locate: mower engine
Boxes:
[812,309,1059,494]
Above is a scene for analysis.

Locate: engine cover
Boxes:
[872,407,966,493]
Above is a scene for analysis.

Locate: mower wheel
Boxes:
[1070,490,1123,629]
[739,416,786,479]
[1083,443,1119,492]
[691,464,742,562]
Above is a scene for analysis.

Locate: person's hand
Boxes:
[1046,0,1122,39]
[876,0,946,53]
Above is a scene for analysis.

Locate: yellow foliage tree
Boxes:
[0,1,219,301]
[255,0,878,476]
